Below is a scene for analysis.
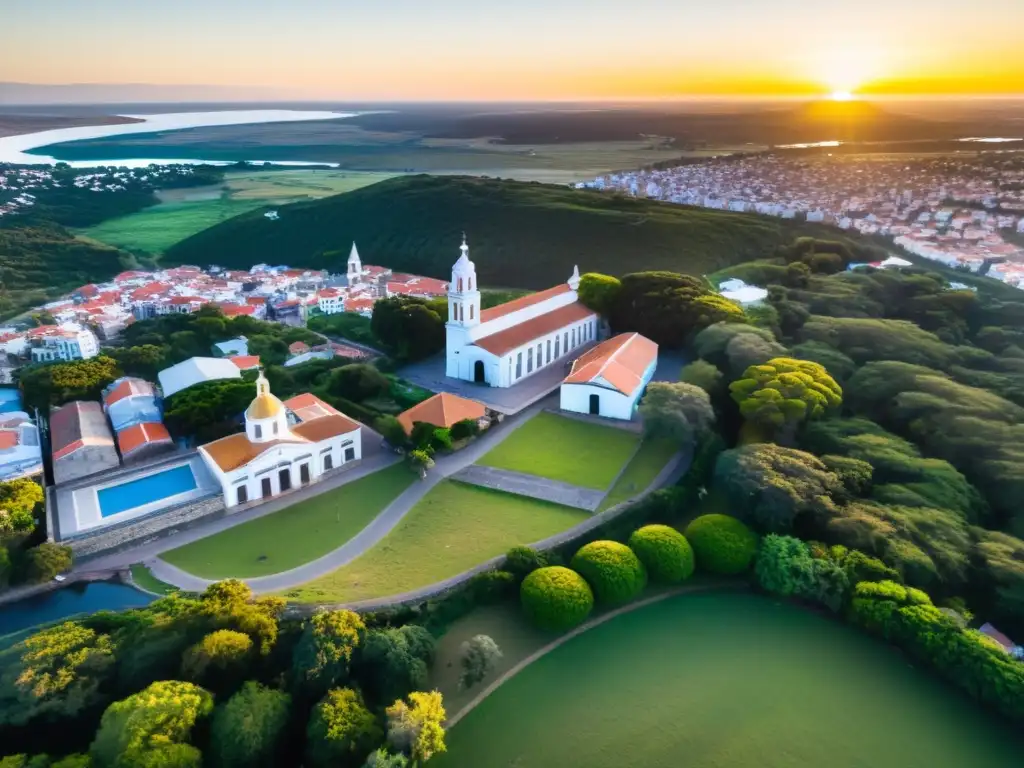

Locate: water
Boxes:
[97,464,198,517]
[777,140,843,149]
[0,389,22,414]
[958,137,1022,143]
[0,581,153,636]
[0,109,356,165]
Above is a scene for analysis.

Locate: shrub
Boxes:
[755,534,816,597]
[570,541,647,604]
[627,525,695,584]
[306,688,382,768]
[450,418,481,441]
[328,363,390,402]
[520,566,594,630]
[431,428,453,451]
[684,514,758,575]
[375,415,408,448]
[504,546,549,581]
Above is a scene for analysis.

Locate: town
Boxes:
[579,152,1024,286]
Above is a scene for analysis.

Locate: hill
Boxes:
[165,175,858,289]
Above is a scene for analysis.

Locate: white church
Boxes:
[198,372,362,507]
[445,237,599,388]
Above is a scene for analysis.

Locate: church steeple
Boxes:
[568,264,581,292]
[347,242,363,285]
[448,234,481,328]
[245,370,288,443]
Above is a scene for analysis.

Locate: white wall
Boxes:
[560,383,636,421]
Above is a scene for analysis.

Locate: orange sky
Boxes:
[3,1,1022,100]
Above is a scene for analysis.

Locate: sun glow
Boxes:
[830,90,855,102]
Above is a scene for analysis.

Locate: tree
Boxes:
[679,359,723,396]
[385,691,446,765]
[520,566,594,630]
[973,530,1024,635]
[683,514,759,575]
[729,357,842,440]
[504,546,549,581]
[0,621,115,726]
[329,364,391,402]
[198,580,284,656]
[693,322,776,367]
[356,626,434,707]
[0,478,43,535]
[22,543,73,583]
[108,345,168,381]
[180,629,253,689]
[364,749,409,768]
[90,680,213,768]
[449,418,480,441]
[17,355,121,412]
[724,333,787,377]
[754,534,816,597]
[208,682,290,768]
[627,525,695,584]
[570,541,647,604]
[162,379,256,443]
[292,609,366,695]
[376,415,409,448]
[371,297,445,362]
[306,688,382,768]
[407,450,434,476]
[713,444,843,533]
[577,272,622,316]
[638,382,715,445]
[458,635,503,690]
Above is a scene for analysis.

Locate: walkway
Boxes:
[135,398,554,593]
[452,465,605,511]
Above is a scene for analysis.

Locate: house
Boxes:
[0,411,43,480]
[197,374,362,508]
[29,326,100,362]
[158,357,243,398]
[116,421,174,463]
[103,377,162,431]
[560,332,658,420]
[288,341,311,356]
[229,355,262,371]
[396,392,488,436]
[50,401,120,484]
[212,337,249,357]
[445,237,598,388]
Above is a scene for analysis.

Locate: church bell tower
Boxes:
[448,235,481,328]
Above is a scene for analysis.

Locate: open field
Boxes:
[280,481,588,603]
[598,436,679,510]
[160,463,415,579]
[435,591,1024,768]
[80,169,397,253]
[478,412,639,490]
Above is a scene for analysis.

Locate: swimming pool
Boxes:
[0,389,23,414]
[97,464,198,518]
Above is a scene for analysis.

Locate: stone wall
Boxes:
[69,494,225,560]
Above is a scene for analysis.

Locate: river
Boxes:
[0,581,154,637]
[0,109,355,166]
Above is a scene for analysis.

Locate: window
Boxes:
[564,331,569,350]
[555,335,560,357]
[272,422,279,435]
[324,454,334,471]
[458,277,463,292]
[254,424,262,439]
[527,347,533,373]
[516,352,522,379]
[546,339,552,363]
[344,446,356,462]
[470,305,474,320]
[572,328,576,347]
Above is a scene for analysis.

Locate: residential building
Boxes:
[560,332,658,420]
[396,392,489,435]
[50,401,120,484]
[0,411,43,480]
[29,326,100,362]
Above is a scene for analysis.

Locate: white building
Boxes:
[198,374,362,508]
[560,333,658,420]
[29,326,99,363]
[347,242,366,285]
[158,356,242,398]
[444,238,598,388]
[0,411,43,480]
[317,288,346,315]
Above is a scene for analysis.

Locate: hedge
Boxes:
[520,566,594,630]
[684,514,758,575]
[627,525,695,584]
[569,541,647,604]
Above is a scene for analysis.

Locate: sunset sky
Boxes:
[4,0,1023,100]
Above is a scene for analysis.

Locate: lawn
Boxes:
[598,437,679,511]
[478,412,640,490]
[129,564,178,595]
[281,481,588,603]
[160,463,415,579]
[435,592,1024,768]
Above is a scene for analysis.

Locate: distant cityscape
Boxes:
[578,153,1024,287]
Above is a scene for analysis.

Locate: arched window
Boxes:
[272,422,279,435]
[458,277,463,292]
[254,424,262,439]
[470,305,474,320]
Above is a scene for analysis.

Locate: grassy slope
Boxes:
[165,175,849,289]
[281,481,588,603]
[160,463,414,579]
[598,436,678,511]
[435,592,1024,768]
[478,412,640,490]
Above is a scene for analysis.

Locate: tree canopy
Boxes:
[638,381,715,445]
[729,357,842,436]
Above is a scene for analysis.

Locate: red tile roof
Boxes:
[50,401,115,460]
[104,377,156,407]
[474,302,596,357]
[117,422,172,457]
[229,355,261,370]
[563,332,658,396]
[219,303,258,317]
[480,283,571,322]
[397,393,486,435]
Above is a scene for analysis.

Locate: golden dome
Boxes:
[247,393,283,420]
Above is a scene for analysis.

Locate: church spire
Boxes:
[449,234,480,328]
[568,264,581,291]
[347,242,363,284]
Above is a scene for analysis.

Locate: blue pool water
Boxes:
[97,464,198,517]
[0,388,23,414]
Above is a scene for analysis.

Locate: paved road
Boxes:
[452,465,605,511]
[142,398,552,594]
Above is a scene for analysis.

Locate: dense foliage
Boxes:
[370,297,446,362]
[208,682,290,768]
[520,566,595,630]
[683,514,759,575]
[570,541,648,604]
[638,382,715,445]
[306,688,381,768]
[729,357,842,438]
[18,356,121,413]
[627,525,695,584]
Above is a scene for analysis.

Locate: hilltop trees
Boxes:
[729,357,842,440]
[18,355,121,412]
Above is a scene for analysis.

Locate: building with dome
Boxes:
[197,372,362,507]
[445,237,598,388]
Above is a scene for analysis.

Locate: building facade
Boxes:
[198,374,362,508]
[50,401,120,484]
[444,238,598,388]
[560,332,658,420]
[30,327,100,363]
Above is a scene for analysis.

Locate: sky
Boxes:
[3,0,1023,100]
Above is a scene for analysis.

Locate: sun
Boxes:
[830,90,855,102]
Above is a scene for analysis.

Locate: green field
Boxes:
[129,564,178,595]
[281,481,588,603]
[598,436,679,510]
[160,463,415,579]
[80,170,397,254]
[479,412,639,490]
[436,591,1024,768]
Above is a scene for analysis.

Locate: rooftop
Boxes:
[480,283,571,323]
[563,332,658,396]
[474,301,596,357]
[397,392,486,435]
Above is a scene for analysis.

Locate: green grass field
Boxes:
[435,591,1024,768]
[80,170,397,254]
[129,564,178,595]
[598,437,678,511]
[160,463,415,579]
[281,481,588,603]
[478,412,639,490]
